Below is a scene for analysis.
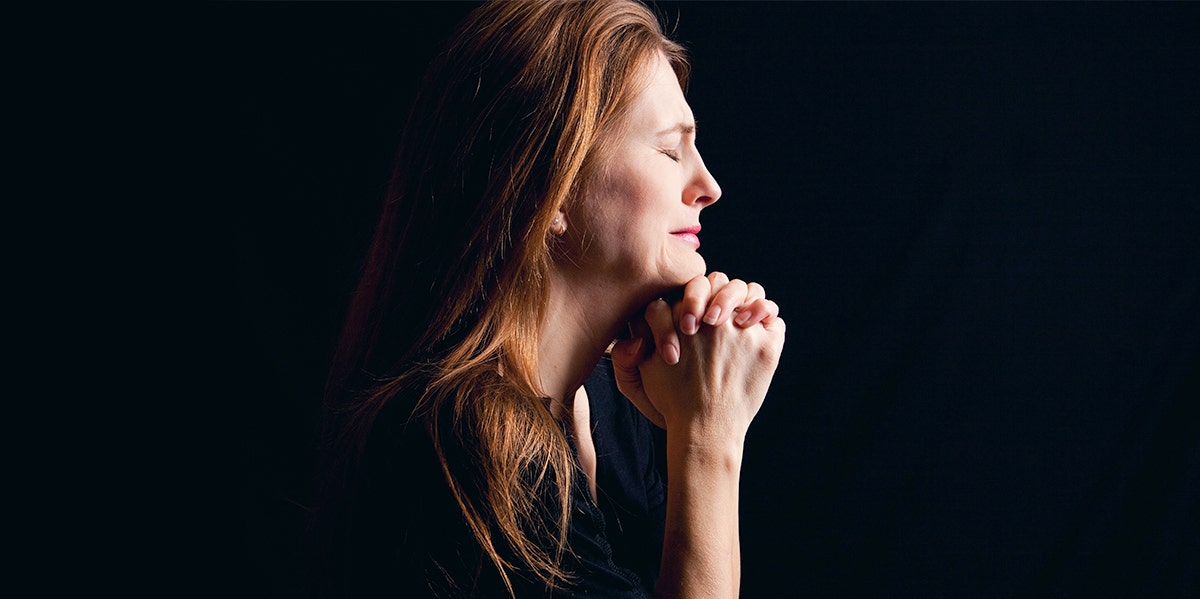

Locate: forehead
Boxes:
[625,53,694,133]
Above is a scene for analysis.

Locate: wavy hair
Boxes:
[317,1,688,594]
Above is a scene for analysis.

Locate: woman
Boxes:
[313,1,785,597]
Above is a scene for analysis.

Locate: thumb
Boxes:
[610,337,645,374]
[609,338,666,429]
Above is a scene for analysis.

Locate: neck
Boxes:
[538,272,632,416]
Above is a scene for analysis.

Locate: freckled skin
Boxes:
[544,52,786,599]
[563,52,722,310]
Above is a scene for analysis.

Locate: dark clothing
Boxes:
[340,356,667,597]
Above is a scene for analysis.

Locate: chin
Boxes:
[627,255,708,306]
[685,253,708,280]
[667,254,708,288]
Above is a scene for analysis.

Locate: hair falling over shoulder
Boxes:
[314,1,688,595]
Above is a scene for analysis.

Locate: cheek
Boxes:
[578,156,675,249]
[611,167,670,220]
[584,172,646,228]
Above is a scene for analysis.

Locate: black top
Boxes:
[339,356,667,597]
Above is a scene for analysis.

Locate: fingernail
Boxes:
[682,313,698,335]
[703,305,721,325]
[665,344,680,365]
[735,310,751,325]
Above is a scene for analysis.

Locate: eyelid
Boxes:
[660,148,680,162]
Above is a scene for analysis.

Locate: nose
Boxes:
[684,152,721,207]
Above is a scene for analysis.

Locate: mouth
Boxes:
[669,225,702,249]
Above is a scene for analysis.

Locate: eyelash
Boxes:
[661,149,680,162]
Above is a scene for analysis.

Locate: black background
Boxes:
[218,2,1199,597]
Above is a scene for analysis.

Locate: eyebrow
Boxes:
[655,122,697,137]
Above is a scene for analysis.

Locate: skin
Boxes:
[541,52,785,599]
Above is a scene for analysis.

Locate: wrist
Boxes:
[666,427,745,473]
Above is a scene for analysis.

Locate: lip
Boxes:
[669,225,701,249]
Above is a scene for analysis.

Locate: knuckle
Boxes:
[721,280,748,299]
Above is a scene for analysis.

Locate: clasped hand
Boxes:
[611,272,786,440]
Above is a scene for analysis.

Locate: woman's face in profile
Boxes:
[570,52,722,297]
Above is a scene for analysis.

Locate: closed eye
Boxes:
[660,149,680,162]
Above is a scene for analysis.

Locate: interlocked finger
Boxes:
[704,278,749,327]
[645,298,681,365]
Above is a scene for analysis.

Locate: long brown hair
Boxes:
[317,0,688,594]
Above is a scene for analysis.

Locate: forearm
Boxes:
[619,274,783,598]
[655,432,744,599]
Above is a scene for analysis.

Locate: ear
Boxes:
[550,209,567,235]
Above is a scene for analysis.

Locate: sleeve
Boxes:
[545,487,657,598]
[343,364,672,599]
[576,356,669,594]
[350,388,658,599]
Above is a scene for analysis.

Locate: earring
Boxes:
[550,215,566,235]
